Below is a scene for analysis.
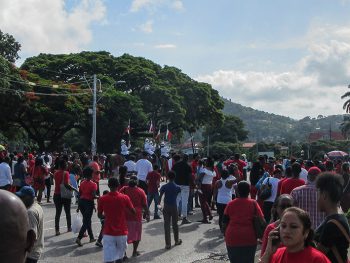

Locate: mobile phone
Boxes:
[271,227,281,246]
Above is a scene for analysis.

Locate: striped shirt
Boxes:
[291,181,325,229]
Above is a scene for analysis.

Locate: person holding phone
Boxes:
[260,207,330,263]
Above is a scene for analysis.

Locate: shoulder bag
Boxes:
[60,171,73,199]
[252,201,266,239]
[259,178,272,200]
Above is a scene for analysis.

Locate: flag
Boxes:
[155,128,161,141]
[166,128,173,141]
[148,120,154,133]
[124,119,130,134]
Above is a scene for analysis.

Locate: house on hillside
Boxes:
[308,131,345,142]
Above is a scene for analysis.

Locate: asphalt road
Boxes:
[39,179,261,263]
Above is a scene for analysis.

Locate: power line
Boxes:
[0,71,92,91]
[0,86,90,97]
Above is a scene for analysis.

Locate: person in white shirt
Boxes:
[197,158,216,224]
[120,139,131,157]
[160,142,170,158]
[124,155,137,175]
[213,170,237,232]
[0,156,12,190]
[135,151,153,194]
[260,168,281,223]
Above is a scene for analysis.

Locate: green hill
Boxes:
[222,98,344,142]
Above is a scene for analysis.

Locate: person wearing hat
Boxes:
[121,139,131,157]
[16,186,44,263]
[291,166,325,229]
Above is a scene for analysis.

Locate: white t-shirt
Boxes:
[217,176,236,204]
[262,177,280,203]
[135,159,153,181]
[0,162,12,187]
[27,202,44,260]
[299,168,308,183]
[201,168,215,185]
[124,160,136,173]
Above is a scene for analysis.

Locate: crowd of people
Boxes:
[0,145,350,263]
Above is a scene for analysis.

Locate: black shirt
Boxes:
[173,161,192,186]
[314,213,350,263]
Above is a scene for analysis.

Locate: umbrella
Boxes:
[327,150,348,157]
[0,145,5,151]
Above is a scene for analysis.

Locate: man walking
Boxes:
[98,177,136,263]
[173,154,193,224]
[135,152,153,194]
[16,186,44,263]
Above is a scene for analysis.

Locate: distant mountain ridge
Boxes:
[222,98,344,142]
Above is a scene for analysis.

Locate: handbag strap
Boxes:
[327,219,350,263]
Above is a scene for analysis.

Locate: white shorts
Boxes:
[103,235,128,262]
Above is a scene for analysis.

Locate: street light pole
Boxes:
[91,74,97,156]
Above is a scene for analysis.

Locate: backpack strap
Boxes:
[327,219,350,263]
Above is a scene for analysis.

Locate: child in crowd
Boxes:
[146,164,161,219]
[95,190,109,247]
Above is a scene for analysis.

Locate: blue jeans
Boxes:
[147,192,159,216]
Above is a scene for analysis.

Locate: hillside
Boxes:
[223,98,344,142]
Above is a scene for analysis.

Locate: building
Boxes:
[308,131,345,142]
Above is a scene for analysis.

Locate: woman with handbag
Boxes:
[53,158,78,236]
[223,181,265,263]
[32,157,48,204]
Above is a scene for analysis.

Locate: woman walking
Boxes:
[33,157,48,204]
[223,181,265,263]
[75,166,98,246]
[120,176,150,257]
[198,158,216,223]
[53,158,78,236]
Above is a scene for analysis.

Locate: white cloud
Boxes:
[130,0,184,12]
[139,20,153,33]
[130,0,162,12]
[196,24,350,119]
[154,44,177,49]
[0,0,106,55]
[171,0,184,11]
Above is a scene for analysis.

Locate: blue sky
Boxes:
[1,0,350,119]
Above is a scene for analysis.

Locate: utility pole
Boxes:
[91,74,97,156]
[207,135,210,157]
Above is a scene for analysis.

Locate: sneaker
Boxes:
[89,238,96,243]
[95,241,103,247]
[55,230,60,236]
[181,218,191,225]
[75,238,83,247]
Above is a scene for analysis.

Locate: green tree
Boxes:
[204,114,248,144]
[0,30,21,63]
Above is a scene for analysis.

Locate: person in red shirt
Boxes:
[98,177,136,263]
[32,157,48,204]
[120,176,150,257]
[53,159,78,236]
[280,163,305,195]
[75,166,98,246]
[89,155,101,196]
[223,181,265,263]
[146,164,161,219]
[260,207,330,263]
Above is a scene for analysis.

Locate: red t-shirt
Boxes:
[224,198,264,246]
[97,191,134,236]
[54,170,69,195]
[270,246,331,263]
[79,180,97,201]
[119,186,146,222]
[261,222,285,256]
[146,171,161,193]
[280,178,305,195]
[277,177,287,195]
